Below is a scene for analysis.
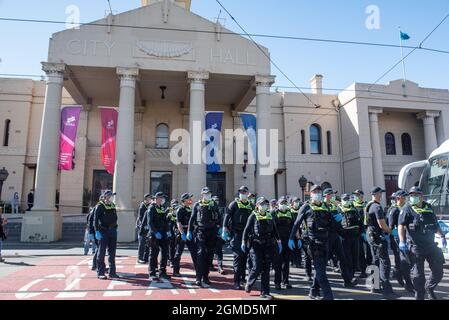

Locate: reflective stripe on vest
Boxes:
[309,203,329,212]
[236,200,252,210]
[276,210,292,219]
[412,204,433,215]
[100,201,115,210]
[255,211,273,221]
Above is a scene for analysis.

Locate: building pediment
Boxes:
[48,1,270,76]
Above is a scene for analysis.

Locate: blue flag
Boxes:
[239,113,257,163]
[205,112,223,173]
[400,31,410,40]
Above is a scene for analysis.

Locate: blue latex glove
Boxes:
[155,232,162,240]
[288,239,295,251]
[442,237,447,248]
[95,230,102,240]
[187,231,193,241]
[167,231,172,238]
[217,228,222,237]
[399,241,408,253]
[297,239,302,249]
[181,233,187,242]
[222,231,231,241]
[277,242,283,254]
[392,228,399,237]
[333,213,343,223]
[362,232,367,242]
[240,243,246,253]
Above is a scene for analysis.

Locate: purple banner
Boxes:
[58,106,82,171]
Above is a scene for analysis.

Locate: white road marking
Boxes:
[103,280,133,297]
[181,276,196,294]
[56,273,88,299]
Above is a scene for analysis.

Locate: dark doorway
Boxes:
[92,170,113,204]
[385,175,399,201]
[207,172,226,207]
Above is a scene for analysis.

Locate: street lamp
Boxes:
[0,167,9,202]
[298,175,307,202]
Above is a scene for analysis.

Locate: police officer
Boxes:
[242,197,282,300]
[323,188,354,288]
[289,185,334,300]
[147,192,171,280]
[94,190,119,280]
[352,189,370,278]
[211,196,225,275]
[87,198,101,271]
[273,196,294,290]
[387,189,414,293]
[136,193,152,264]
[222,186,253,289]
[172,193,197,277]
[365,186,398,299]
[166,199,179,267]
[270,199,278,212]
[289,197,303,268]
[338,194,363,284]
[187,187,220,287]
[398,186,447,300]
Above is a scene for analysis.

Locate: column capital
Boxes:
[42,62,66,75]
[187,70,210,83]
[254,74,275,87]
[116,67,139,80]
[368,107,383,114]
[417,110,440,120]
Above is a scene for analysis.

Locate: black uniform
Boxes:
[223,199,253,285]
[87,207,98,270]
[136,201,150,262]
[173,204,197,274]
[243,210,280,296]
[188,199,220,282]
[398,202,445,300]
[289,207,302,267]
[212,207,224,271]
[338,203,362,280]
[147,203,170,276]
[388,204,413,289]
[273,208,293,287]
[365,200,394,295]
[289,201,334,300]
[166,206,178,265]
[94,201,118,276]
[353,200,372,275]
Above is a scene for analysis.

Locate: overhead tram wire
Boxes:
[368,13,449,91]
[1,17,448,55]
[214,0,320,108]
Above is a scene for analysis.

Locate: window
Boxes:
[326,131,332,155]
[310,124,322,154]
[385,132,396,155]
[3,119,10,146]
[300,130,306,154]
[150,171,172,200]
[92,170,113,204]
[401,133,412,155]
[155,123,169,149]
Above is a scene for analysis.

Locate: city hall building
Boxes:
[1,0,449,242]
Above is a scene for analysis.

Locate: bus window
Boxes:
[420,153,449,216]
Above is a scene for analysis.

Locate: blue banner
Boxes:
[205,112,223,172]
[239,113,257,163]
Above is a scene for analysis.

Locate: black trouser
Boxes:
[409,243,444,300]
[359,236,373,273]
[195,227,217,281]
[368,237,393,294]
[342,234,360,280]
[310,241,334,300]
[214,237,224,268]
[92,238,99,269]
[328,233,352,283]
[274,237,291,285]
[302,239,313,277]
[230,231,248,284]
[148,236,169,274]
[247,239,274,296]
[97,229,117,276]
[173,234,197,273]
[291,246,302,267]
[168,235,176,263]
[138,234,149,262]
[390,236,413,287]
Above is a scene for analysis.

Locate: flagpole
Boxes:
[399,27,407,83]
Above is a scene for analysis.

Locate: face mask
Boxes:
[160,198,166,206]
[203,194,211,202]
[311,193,323,202]
[391,200,396,206]
[409,196,420,206]
[239,193,248,201]
[331,196,336,202]
[260,204,268,212]
[342,200,350,207]
[249,198,255,205]
[279,204,289,211]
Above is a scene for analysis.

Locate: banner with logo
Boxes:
[58,106,82,171]
[239,113,257,162]
[99,107,118,175]
[205,112,224,172]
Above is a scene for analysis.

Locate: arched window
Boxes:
[401,133,412,155]
[326,131,332,155]
[300,130,306,154]
[310,124,322,154]
[385,132,396,155]
[155,123,169,149]
[3,119,10,147]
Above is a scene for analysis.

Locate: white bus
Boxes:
[398,139,449,258]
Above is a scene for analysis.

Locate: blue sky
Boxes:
[0,0,448,92]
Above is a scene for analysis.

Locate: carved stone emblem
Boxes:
[136,40,193,58]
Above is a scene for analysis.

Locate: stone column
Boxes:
[187,71,209,198]
[368,107,385,190]
[21,62,66,242]
[417,111,440,158]
[114,67,139,242]
[255,74,275,199]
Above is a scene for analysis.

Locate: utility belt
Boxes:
[99,224,118,232]
[367,227,385,246]
[342,226,360,237]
